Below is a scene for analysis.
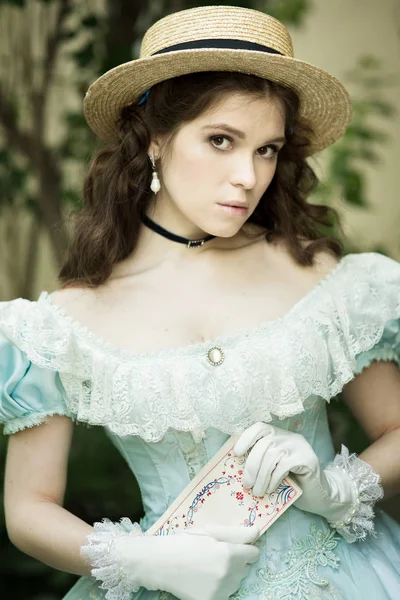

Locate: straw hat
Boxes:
[83,5,352,155]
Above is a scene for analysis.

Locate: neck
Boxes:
[141,213,216,248]
[108,222,267,281]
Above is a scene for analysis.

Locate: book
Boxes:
[146,433,302,540]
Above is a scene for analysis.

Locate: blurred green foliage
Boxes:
[315,55,398,211]
[0,425,142,597]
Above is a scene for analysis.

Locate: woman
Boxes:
[1,5,400,600]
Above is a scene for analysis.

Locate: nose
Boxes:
[229,154,257,190]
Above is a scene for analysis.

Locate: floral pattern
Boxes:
[231,525,343,600]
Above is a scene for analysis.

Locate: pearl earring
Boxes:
[150,155,161,194]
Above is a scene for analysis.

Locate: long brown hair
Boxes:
[58,71,344,289]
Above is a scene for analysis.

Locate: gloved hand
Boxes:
[232,422,359,528]
[82,519,260,600]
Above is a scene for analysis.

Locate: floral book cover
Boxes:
[146,434,303,539]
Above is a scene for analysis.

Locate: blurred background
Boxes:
[0,0,399,597]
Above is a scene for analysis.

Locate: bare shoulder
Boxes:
[273,236,340,275]
[298,238,341,275]
[310,247,340,276]
[49,286,100,321]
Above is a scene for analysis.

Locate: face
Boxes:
[149,92,286,239]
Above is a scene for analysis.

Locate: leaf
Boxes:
[0,0,25,6]
[361,76,393,89]
[357,148,380,163]
[62,188,83,208]
[358,55,381,70]
[9,166,28,190]
[330,148,352,180]
[364,99,396,118]
[0,148,10,164]
[341,170,366,207]
[81,14,100,29]
[65,112,88,128]
[345,124,388,143]
[265,0,312,25]
[61,28,79,42]
[71,41,96,68]
[24,194,40,213]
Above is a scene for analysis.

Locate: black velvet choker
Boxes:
[141,214,216,248]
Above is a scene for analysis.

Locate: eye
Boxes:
[257,145,279,159]
[209,135,280,159]
[209,135,233,151]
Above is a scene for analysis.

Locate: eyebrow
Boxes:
[202,123,286,144]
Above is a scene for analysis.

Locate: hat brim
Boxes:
[83,48,352,155]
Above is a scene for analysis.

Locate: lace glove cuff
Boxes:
[326,445,384,543]
[81,517,145,600]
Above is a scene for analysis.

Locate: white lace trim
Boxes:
[3,409,73,435]
[0,252,399,441]
[327,445,384,543]
[81,518,144,600]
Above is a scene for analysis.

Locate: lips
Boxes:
[219,202,249,208]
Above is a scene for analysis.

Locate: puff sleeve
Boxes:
[0,330,73,435]
[353,317,400,375]
[351,253,400,376]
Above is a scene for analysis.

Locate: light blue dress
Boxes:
[1,251,400,600]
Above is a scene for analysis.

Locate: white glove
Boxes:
[232,422,383,542]
[81,519,260,600]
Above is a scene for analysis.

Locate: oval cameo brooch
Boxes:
[207,346,225,367]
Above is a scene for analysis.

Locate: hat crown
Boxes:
[140,5,294,59]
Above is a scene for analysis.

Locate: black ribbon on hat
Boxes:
[137,39,285,107]
[152,38,284,56]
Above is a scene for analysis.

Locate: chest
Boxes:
[61,244,336,355]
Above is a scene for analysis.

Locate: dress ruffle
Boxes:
[326,445,384,543]
[0,252,399,441]
[81,518,144,600]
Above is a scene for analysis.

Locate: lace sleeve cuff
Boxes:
[81,517,144,600]
[327,445,384,543]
